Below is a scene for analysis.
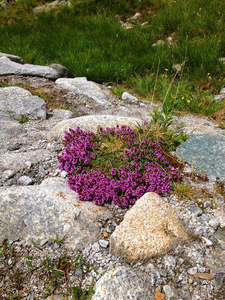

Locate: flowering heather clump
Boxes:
[58,125,180,207]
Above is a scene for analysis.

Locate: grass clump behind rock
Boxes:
[0,0,225,117]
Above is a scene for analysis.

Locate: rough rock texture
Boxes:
[122,92,139,104]
[0,52,24,64]
[0,56,59,79]
[174,114,224,135]
[92,266,153,300]
[0,112,26,139]
[110,192,188,262]
[48,63,74,78]
[0,149,52,171]
[177,134,225,178]
[52,109,76,120]
[0,86,47,119]
[47,114,143,142]
[33,0,69,14]
[0,177,110,248]
[55,77,112,105]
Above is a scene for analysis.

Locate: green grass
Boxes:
[0,0,225,117]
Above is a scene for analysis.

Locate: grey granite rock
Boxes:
[48,64,74,78]
[52,109,76,120]
[18,175,33,185]
[55,77,111,105]
[122,92,139,105]
[163,285,177,298]
[177,134,225,178]
[0,112,26,140]
[92,266,154,300]
[0,56,59,79]
[0,149,52,171]
[99,239,109,248]
[47,115,143,142]
[33,0,68,14]
[0,86,46,119]
[0,177,110,248]
[0,52,24,64]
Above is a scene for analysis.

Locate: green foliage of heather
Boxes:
[0,0,225,116]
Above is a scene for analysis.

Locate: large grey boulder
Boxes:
[0,52,24,64]
[47,115,143,142]
[55,77,111,105]
[0,86,46,119]
[177,134,225,178]
[92,266,154,300]
[0,56,59,80]
[0,112,26,140]
[110,192,188,262]
[0,149,52,171]
[0,177,111,248]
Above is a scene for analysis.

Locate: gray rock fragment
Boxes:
[2,170,16,180]
[56,77,111,106]
[122,92,139,104]
[0,86,46,119]
[0,112,26,140]
[209,219,220,230]
[0,52,24,64]
[92,242,100,252]
[48,64,74,78]
[0,56,59,80]
[99,239,109,248]
[0,149,52,171]
[18,176,33,186]
[92,266,153,300]
[52,109,76,120]
[163,285,177,298]
[0,177,110,248]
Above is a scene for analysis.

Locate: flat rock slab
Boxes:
[0,177,110,248]
[0,52,24,64]
[0,112,26,140]
[177,134,225,178]
[47,114,143,142]
[0,86,46,119]
[55,77,111,105]
[92,266,153,300]
[0,149,52,172]
[110,192,188,262]
[0,56,59,80]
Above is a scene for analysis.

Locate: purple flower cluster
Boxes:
[58,125,180,207]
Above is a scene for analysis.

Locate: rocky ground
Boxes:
[0,53,225,300]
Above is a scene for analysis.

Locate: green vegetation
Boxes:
[0,0,225,117]
[0,237,95,299]
[16,115,29,123]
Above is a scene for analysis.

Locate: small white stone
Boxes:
[130,12,142,20]
[99,240,109,248]
[202,237,213,246]
[18,176,33,186]
[92,242,100,252]
[220,87,225,94]
[25,161,32,168]
[61,170,68,178]
[187,267,198,275]
[2,170,16,180]
[122,92,139,104]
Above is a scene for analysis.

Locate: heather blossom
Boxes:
[58,125,180,207]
